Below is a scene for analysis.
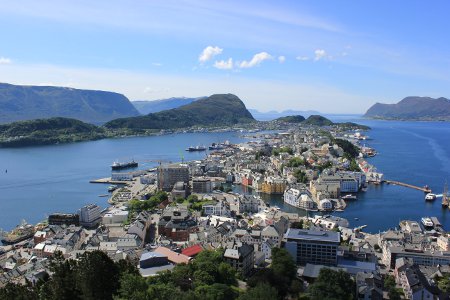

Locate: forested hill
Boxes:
[105,94,255,129]
[0,83,140,124]
[364,96,450,121]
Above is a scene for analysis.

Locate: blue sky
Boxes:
[0,0,449,113]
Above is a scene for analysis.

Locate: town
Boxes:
[1,121,449,299]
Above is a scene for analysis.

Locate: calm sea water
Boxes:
[1,120,449,233]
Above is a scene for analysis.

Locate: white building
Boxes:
[319,199,333,211]
[102,209,129,224]
[79,204,102,227]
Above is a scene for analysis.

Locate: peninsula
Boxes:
[364,96,450,121]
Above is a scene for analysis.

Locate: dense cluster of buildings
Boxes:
[1,126,449,299]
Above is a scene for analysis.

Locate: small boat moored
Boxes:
[421,217,434,229]
[425,193,437,201]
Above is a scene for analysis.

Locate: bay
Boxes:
[1,119,450,233]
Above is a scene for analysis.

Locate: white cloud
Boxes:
[152,62,162,67]
[238,52,272,68]
[0,57,12,64]
[296,56,310,61]
[314,49,327,61]
[214,58,233,70]
[199,46,223,63]
[278,56,286,63]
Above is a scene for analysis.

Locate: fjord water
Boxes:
[0,120,449,233]
[0,132,249,231]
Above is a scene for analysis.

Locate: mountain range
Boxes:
[0,83,140,124]
[364,96,450,121]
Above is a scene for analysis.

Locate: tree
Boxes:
[194,283,237,300]
[238,283,279,300]
[0,283,38,300]
[76,251,120,300]
[271,248,296,281]
[40,257,81,300]
[115,273,148,300]
[294,169,308,184]
[437,274,450,293]
[308,268,355,300]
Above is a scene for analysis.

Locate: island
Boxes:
[364,96,450,121]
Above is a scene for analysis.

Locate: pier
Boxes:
[383,180,432,193]
[89,177,130,185]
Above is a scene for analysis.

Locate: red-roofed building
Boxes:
[182,244,203,257]
[154,247,191,265]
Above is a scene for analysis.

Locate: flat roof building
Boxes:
[284,228,340,266]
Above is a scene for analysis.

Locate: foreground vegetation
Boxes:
[0,247,356,300]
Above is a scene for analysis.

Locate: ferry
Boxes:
[111,160,138,170]
[209,143,225,150]
[1,220,35,245]
[185,145,206,152]
[421,217,434,229]
[425,193,437,201]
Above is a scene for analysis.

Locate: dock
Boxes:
[383,180,432,193]
[89,177,130,185]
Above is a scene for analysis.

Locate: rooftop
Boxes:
[285,228,340,243]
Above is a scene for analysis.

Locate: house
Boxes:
[223,243,254,276]
[153,247,191,265]
[181,244,203,258]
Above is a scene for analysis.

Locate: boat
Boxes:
[111,160,138,170]
[98,194,109,197]
[425,193,437,201]
[342,194,357,200]
[421,217,434,229]
[354,217,359,221]
[108,185,118,192]
[1,220,35,245]
[185,145,206,152]
[209,143,224,150]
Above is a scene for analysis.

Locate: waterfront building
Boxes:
[111,172,133,181]
[319,173,359,193]
[158,164,190,191]
[261,176,286,194]
[48,213,80,226]
[319,199,333,211]
[78,204,101,228]
[283,228,340,265]
[309,180,340,200]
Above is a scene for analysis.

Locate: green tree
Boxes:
[437,275,450,293]
[238,283,279,300]
[115,273,149,300]
[294,169,308,183]
[0,282,38,300]
[40,257,81,300]
[76,251,120,300]
[195,283,237,300]
[308,268,355,300]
